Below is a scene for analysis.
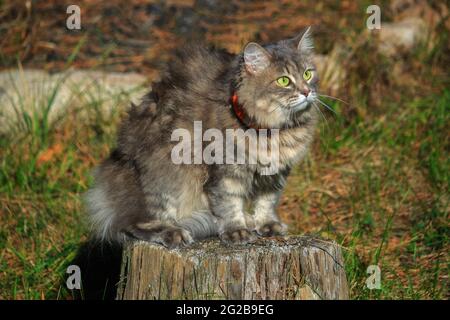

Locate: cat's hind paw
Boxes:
[128,222,194,249]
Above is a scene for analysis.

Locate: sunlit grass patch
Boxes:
[0,73,145,299]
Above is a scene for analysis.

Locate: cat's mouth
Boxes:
[291,100,310,112]
[289,92,316,113]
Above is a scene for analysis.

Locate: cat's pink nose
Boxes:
[301,88,310,96]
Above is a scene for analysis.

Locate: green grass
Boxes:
[0,74,143,299]
[286,88,449,299]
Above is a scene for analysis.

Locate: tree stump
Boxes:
[116,236,349,300]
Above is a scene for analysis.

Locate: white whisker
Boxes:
[316,98,337,115]
[313,101,329,129]
[318,93,349,106]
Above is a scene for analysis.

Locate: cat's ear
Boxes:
[295,26,314,54]
[243,42,271,74]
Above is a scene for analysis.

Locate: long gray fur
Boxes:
[85,27,319,248]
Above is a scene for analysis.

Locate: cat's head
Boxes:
[237,27,318,129]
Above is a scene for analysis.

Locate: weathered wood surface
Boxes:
[116,236,349,300]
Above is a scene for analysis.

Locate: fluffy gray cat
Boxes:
[85,27,319,248]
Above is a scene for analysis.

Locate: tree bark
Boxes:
[116,236,349,300]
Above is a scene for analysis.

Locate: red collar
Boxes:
[230,93,259,130]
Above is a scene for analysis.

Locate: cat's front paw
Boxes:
[220,228,256,244]
[161,227,194,249]
[256,221,287,237]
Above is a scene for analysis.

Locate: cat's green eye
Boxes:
[303,70,313,81]
[276,76,291,87]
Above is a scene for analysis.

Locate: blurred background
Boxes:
[0,0,448,299]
